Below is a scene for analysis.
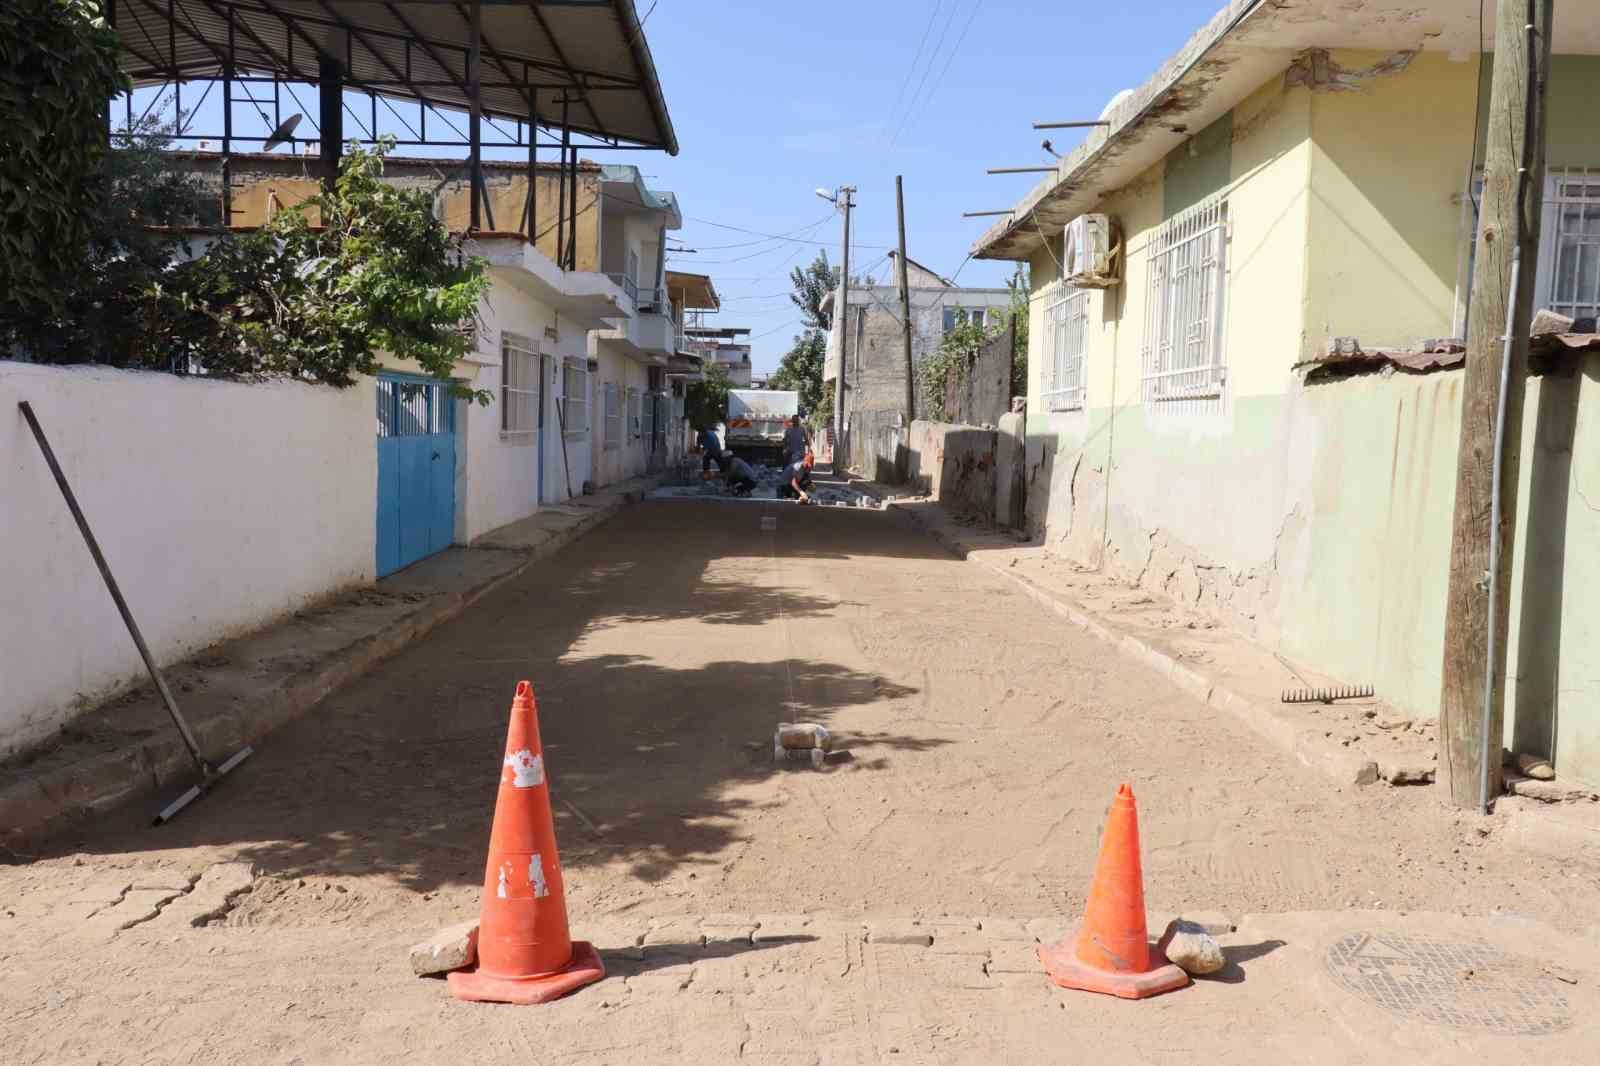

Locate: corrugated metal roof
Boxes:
[115,0,676,153]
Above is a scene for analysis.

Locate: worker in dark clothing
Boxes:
[781,416,810,467]
[698,425,723,476]
[721,450,758,496]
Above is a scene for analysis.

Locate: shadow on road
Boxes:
[1199,939,1289,985]
[27,501,956,897]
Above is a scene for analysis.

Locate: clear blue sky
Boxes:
[124,0,1221,372]
[642,0,1218,370]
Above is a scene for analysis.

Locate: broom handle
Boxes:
[18,402,209,774]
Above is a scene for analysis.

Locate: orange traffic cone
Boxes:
[447,681,604,1004]
[1038,783,1188,999]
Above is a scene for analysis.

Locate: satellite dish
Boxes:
[262,113,303,153]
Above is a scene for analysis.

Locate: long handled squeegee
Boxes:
[19,402,253,823]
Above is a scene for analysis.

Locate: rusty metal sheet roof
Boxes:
[115,0,676,153]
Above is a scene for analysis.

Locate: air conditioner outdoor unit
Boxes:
[1063,213,1122,288]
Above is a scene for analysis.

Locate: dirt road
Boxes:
[3,499,1597,1063]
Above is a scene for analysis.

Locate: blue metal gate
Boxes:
[376,373,456,577]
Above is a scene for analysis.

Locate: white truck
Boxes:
[725,388,799,461]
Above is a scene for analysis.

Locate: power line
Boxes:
[899,0,986,140]
[890,0,963,147]
[882,0,945,140]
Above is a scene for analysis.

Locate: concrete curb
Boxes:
[1,482,652,841]
[890,503,1358,787]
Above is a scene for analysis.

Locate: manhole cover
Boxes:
[1324,932,1572,1035]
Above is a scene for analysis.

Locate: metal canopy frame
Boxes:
[108,0,675,245]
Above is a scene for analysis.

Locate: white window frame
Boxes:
[561,359,589,437]
[1142,196,1228,405]
[1537,167,1600,321]
[1041,283,1088,412]
[603,381,621,450]
[501,332,539,436]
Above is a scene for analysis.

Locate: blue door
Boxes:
[376,373,456,577]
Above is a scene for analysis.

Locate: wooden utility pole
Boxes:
[896,176,916,421]
[1437,0,1553,810]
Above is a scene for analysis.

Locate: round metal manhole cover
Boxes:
[1324,932,1573,1035]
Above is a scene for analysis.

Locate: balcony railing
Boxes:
[606,272,639,307]
[637,286,668,314]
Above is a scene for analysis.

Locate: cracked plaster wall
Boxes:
[1017,51,1600,785]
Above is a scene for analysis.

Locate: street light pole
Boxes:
[836,186,854,470]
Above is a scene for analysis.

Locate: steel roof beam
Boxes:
[522,1,610,139]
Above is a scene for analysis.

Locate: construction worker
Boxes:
[697,424,723,477]
[782,415,810,468]
[721,450,758,496]
[782,450,815,505]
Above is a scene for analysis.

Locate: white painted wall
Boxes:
[0,362,374,760]
[588,338,651,488]
[455,270,595,542]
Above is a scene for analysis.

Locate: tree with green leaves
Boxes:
[685,361,731,430]
[768,251,839,419]
[158,140,489,390]
[788,251,838,330]
[0,0,130,322]
[3,116,208,366]
[1007,262,1029,398]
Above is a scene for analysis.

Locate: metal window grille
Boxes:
[627,387,642,440]
[561,360,589,436]
[603,382,621,450]
[501,332,540,433]
[377,378,451,438]
[1042,285,1088,412]
[1142,197,1227,404]
[1542,167,1600,320]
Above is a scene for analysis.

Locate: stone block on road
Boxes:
[642,918,705,956]
[865,918,932,946]
[751,914,814,943]
[409,920,478,976]
[975,916,1032,941]
[1156,919,1225,975]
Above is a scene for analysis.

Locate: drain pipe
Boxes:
[1478,0,1541,815]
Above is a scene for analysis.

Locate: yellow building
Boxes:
[973,0,1600,787]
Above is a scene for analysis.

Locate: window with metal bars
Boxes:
[627,387,642,440]
[603,382,621,450]
[1142,197,1228,405]
[1041,283,1088,412]
[501,332,539,434]
[1539,167,1600,320]
[561,360,589,436]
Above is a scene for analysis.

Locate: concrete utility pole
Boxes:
[825,186,856,467]
[1437,0,1554,811]
[897,176,915,421]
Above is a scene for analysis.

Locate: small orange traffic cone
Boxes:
[1038,783,1188,999]
[447,681,604,1004]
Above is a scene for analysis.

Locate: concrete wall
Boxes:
[849,408,908,485]
[1017,54,1600,787]
[1305,51,1478,357]
[904,420,997,520]
[0,363,373,760]
[836,285,1012,417]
